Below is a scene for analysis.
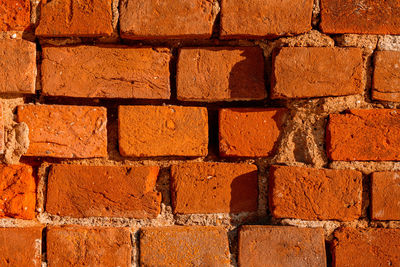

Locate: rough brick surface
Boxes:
[219,108,287,157]
[47,165,161,218]
[220,0,313,39]
[321,0,400,35]
[371,172,400,220]
[327,109,400,161]
[332,228,400,267]
[271,47,364,99]
[47,226,131,267]
[17,105,107,158]
[0,0,30,31]
[140,226,230,266]
[0,165,36,219]
[239,226,326,267]
[177,47,266,101]
[119,105,208,157]
[0,40,36,94]
[171,162,258,214]
[269,165,362,221]
[42,46,171,99]
[0,102,3,154]
[372,51,400,102]
[0,227,42,267]
[120,0,216,39]
[36,0,113,37]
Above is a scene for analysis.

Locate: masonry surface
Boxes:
[0,0,400,266]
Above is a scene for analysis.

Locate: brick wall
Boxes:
[0,0,400,266]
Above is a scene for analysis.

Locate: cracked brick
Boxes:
[372,51,400,102]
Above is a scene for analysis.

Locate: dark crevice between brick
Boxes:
[169,47,178,101]
[325,240,333,267]
[211,0,221,40]
[41,227,47,265]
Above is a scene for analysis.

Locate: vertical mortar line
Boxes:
[131,228,140,267]
[169,47,178,102]
[325,239,333,267]
[211,0,221,40]
[41,226,47,267]
[36,164,51,221]
[227,227,239,267]
[312,0,322,29]
[207,107,220,159]
[366,48,378,104]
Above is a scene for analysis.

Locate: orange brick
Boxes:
[36,0,113,37]
[0,0,30,31]
[220,0,313,39]
[42,46,171,99]
[269,165,362,221]
[17,105,107,158]
[0,39,36,94]
[46,165,161,218]
[219,108,287,157]
[0,102,3,154]
[171,162,258,214]
[140,226,230,266]
[271,47,364,99]
[332,228,400,267]
[120,0,215,39]
[326,109,400,161]
[47,226,131,266]
[0,165,36,220]
[118,105,208,157]
[371,172,400,220]
[321,0,400,35]
[239,226,326,267]
[177,47,266,101]
[372,51,400,102]
[0,227,42,267]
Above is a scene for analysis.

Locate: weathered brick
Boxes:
[271,47,364,99]
[177,47,266,101]
[119,105,208,157]
[140,226,230,266]
[171,162,258,214]
[0,0,30,31]
[46,165,161,218]
[0,39,36,94]
[42,46,171,99]
[47,226,131,267]
[0,102,3,154]
[0,165,36,220]
[0,227,42,267]
[17,105,107,158]
[372,51,400,102]
[371,172,400,220]
[321,0,400,35]
[220,0,313,39]
[239,226,326,267]
[35,0,113,37]
[269,165,362,221]
[219,108,287,157]
[332,227,400,267]
[326,109,400,161]
[120,0,216,39]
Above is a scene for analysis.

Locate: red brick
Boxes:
[220,0,313,39]
[321,0,400,35]
[42,46,171,99]
[269,165,362,221]
[35,0,113,37]
[371,172,400,220]
[239,226,326,267]
[17,105,107,158]
[119,105,208,157]
[120,0,216,39]
[326,109,400,161]
[0,0,30,31]
[219,108,287,157]
[0,165,36,220]
[0,227,42,267]
[0,102,3,154]
[140,226,230,266]
[271,47,364,99]
[171,162,258,214]
[47,226,131,266]
[46,164,161,218]
[372,51,400,102]
[0,39,36,94]
[332,227,400,267]
[177,47,266,101]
